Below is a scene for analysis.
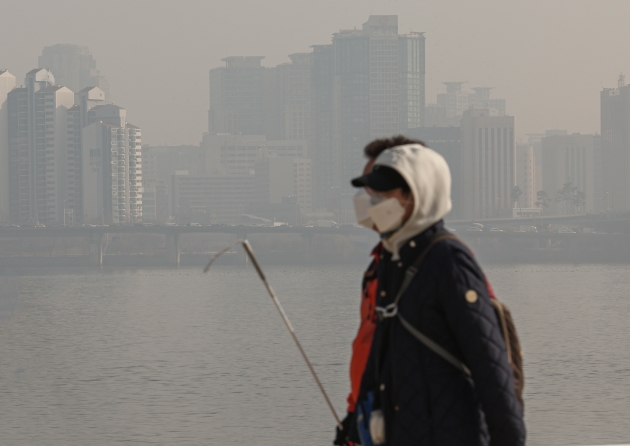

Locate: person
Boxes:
[348,143,526,445]
[335,136,505,446]
[335,136,422,446]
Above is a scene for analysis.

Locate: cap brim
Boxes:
[350,171,397,191]
[351,175,369,188]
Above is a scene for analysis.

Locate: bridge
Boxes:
[0,225,368,267]
[3,211,630,267]
[449,211,630,230]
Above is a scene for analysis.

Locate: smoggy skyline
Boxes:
[1,0,629,145]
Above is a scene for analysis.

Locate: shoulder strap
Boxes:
[397,313,471,375]
[393,230,457,307]
[379,229,472,376]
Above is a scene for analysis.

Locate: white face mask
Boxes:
[353,189,374,228]
[367,195,407,234]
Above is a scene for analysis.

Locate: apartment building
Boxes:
[460,109,515,219]
[82,105,142,224]
[0,70,16,222]
[7,69,75,224]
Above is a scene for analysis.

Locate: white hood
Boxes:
[373,144,452,259]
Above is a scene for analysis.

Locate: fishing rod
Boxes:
[203,239,343,429]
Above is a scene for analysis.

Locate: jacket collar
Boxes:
[393,220,445,265]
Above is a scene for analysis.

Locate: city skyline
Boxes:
[1,0,629,146]
[2,10,630,224]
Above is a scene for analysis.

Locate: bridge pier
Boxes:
[166,233,180,267]
[88,232,103,267]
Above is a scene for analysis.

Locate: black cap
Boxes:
[350,165,408,192]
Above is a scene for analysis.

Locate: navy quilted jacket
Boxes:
[356,221,526,446]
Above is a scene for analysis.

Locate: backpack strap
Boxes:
[397,313,471,376]
[376,229,472,376]
[376,230,456,319]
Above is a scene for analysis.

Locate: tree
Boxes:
[511,185,523,217]
[572,190,586,213]
[554,182,586,214]
[535,190,550,215]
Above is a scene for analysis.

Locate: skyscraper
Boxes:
[0,70,16,222]
[311,15,426,218]
[208,56,266,135]
[66,87,105,222]
[601,75,630,211]
[515,144,536,210]
[38,44,110,101]
[460,109,515,219]
[7,69,75,224]
[82,105,142,224]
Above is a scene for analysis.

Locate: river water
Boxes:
[0,263,628,445]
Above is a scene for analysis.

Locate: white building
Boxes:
[82,105,142,224]
[0,70,16,222]
[7,69,75,224]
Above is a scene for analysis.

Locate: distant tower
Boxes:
[66,87,105,222]
[310,15,425,216]
[208,56,266,135]
[618,73,625,88]
[0,70,17,222]
[7,69,75,224]
[460,109,515,219]
[601,77,630,211]
[38,44,110,99]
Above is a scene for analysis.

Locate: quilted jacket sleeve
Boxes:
[438,243,526,446]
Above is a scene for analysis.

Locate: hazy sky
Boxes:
[1,0,629,145]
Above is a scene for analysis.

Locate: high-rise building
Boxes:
[399,33,426,131]
[311,15,425,219]
[208,56,266,136]
[38,44,110,101]
[82,105,142,224]
[541,134,600,214]
[7,69,75,224]
[282,53,313,142]
[0,70,16,222]
[310,44,338,212]
[460,109,515,219]
[66,87,105,223]
[515,144,536,209]
[601,75,630,211]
